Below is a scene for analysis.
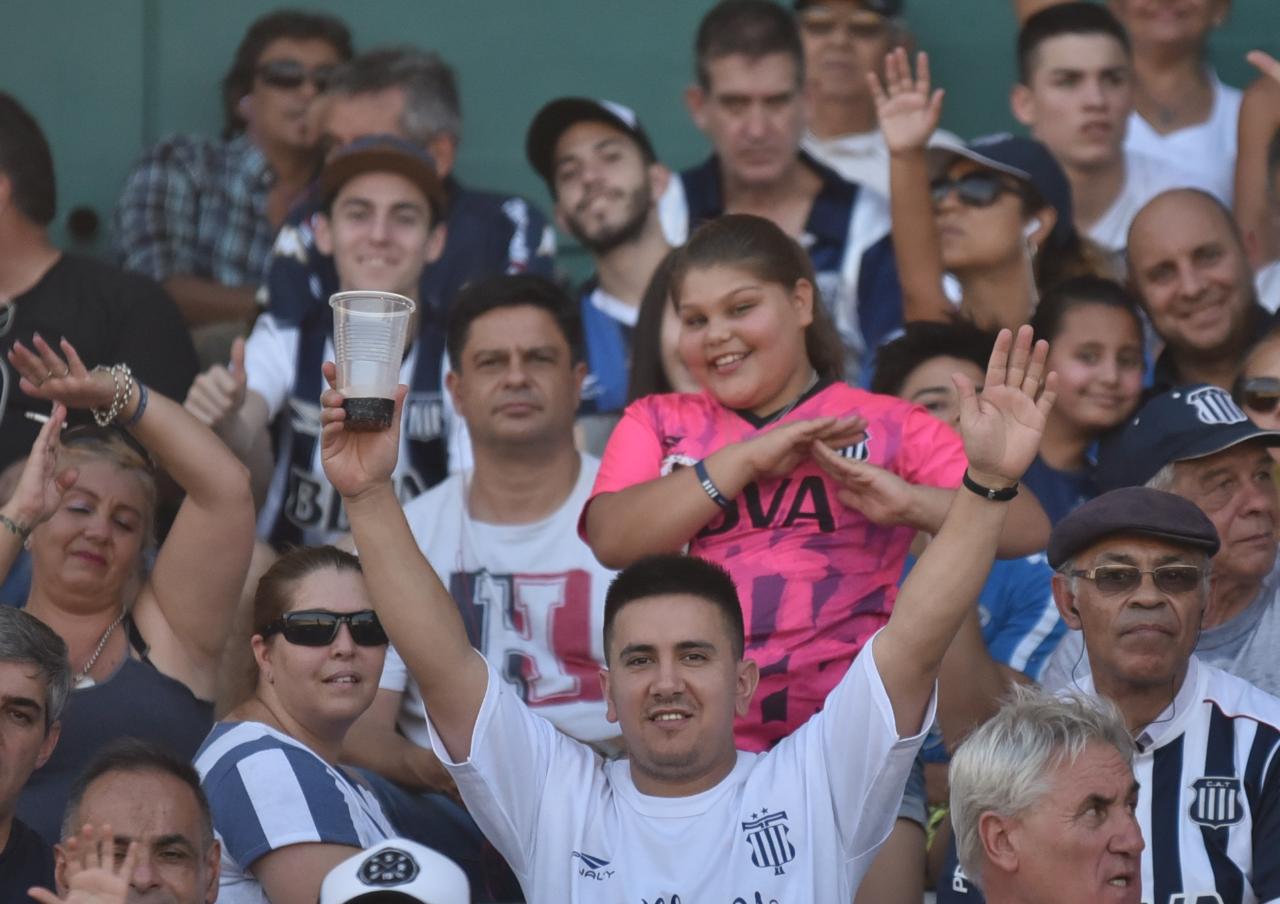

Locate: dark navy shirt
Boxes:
[0,818,53,900]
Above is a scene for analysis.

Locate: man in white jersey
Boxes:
[945,487,1280,904]
[318,326,1054,901]
[1010,3,1213,264]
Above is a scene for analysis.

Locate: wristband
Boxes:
[694,459,734,511]
[116,383,149,429]
[962,470,1018,502]
[0,514,31,541]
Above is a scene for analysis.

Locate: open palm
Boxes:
[871,48,944,154]
[28,824,137,904]
[955,326,1056,486]
[5,403,77,527]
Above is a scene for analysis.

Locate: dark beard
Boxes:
[566,184,652,256]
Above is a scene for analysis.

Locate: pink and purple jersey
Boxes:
[585,381,967,750]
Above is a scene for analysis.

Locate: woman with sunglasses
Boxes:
[1237,326,1280,448]
[194,546,393,904]
[872,49,1103,333]
[0,335,255,844]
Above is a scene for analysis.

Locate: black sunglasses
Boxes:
[255,59,337,92]
[930,172,1024,209]
[262,609,388,647]
[1070,564,1203,595]
[1238,377,1280,415]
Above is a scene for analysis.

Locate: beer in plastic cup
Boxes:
[330,290,415,431]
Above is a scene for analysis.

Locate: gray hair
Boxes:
[325,46,462,144]
[1144,462,1179,493]
[0,608,72,732]
[950,686,1135,888]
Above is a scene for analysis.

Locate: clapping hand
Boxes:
[28,824,138,904]
[870,48,944,155]
[738,415,867,480]
[956,326,1056,488]
[1,403,77,533]
[318,361,406,501]
[7,335,116,411]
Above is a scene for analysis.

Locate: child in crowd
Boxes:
[1023,276,1145,523]
[583,212,1048,751]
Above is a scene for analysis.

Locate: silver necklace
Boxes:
[75,609,126,690]
[761,371,820,426]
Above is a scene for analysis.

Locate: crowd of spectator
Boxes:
[1,2,1279,903]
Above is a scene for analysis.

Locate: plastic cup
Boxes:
[330,290,415,432]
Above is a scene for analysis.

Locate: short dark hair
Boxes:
[62,739,214,848]
[1017,2,1130,85]
[1030,275,1143,345]
[603,554,745,662]
[220,9,353,139]
[695,0,805,90]
[628,248,684,401]
[870,320,998,397]
[0,92,56,226]
[0,608,71,732]
[325,47,463,144]
[446,274,584,369]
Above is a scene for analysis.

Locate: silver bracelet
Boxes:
[91,364,135,427]
[0,513,31,540]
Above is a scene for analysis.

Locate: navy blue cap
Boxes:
[928,132,1076,252]
[526,98,656,191]
[1047,486,1220,569]
[1095,385,1280,492]
[319,134,447,219]
[793,0,903,15]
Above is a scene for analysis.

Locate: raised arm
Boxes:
[585,415,866,569]
[0,404,76,582]
[872,327,1056,735]
[871,49,952,324]
[317,365,488,762]
[7,335,255,698]
[1237,52,1280,265]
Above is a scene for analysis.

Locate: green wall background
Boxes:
[3,0,1278,273]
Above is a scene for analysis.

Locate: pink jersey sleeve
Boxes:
[578,398,665,541]
[894,407,968,488]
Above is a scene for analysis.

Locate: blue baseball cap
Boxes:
[928,132,1076,252]
[1095,385,1280,492]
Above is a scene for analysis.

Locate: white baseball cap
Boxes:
[319,839,470,904]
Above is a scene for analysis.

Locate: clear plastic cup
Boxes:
[330,290,416,431]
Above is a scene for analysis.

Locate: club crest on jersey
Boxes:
[1188,776,1244,829]
[1182,387,1247,426]
[837,430,871,461]
[741,809,796,875]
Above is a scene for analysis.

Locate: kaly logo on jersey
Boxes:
[571,851,614,881]
[741,809,796,876]
[1188,776,1243,829]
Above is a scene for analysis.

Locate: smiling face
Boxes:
[64,769,219,904]
[1014,32,1132,173]
[1046,304,1144,433]
[552,120,665,256]
[1054,535,1207,692]
[675,263,815,415]
[244,37,344,151]
[797,0,896,104]
[0,660,59,815]
[994,741,1143,904]
[689,52,806,190]
[253,567,386,733]
[1128,191,1253,359]
[29,458,150,609]
[314,170,444,299]
[601,594,757,796]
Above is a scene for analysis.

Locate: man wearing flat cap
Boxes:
[1041,384,1280,696]
[943,486,1280,904]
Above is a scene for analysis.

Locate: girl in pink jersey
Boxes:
[583,213,1049,752]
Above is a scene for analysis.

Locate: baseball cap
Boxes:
[793,0,903,15]
[1047,486,1220,569]
[319,134,448,221]
[526,97,657,191]
[927,132,1075,252]
[319,839,469,904]
[1095,384,1280,492]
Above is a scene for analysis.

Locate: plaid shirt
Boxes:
[114,132,277,287]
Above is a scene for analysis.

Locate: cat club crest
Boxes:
[741,809,796,876]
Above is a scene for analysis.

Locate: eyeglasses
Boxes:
[255,59,337,92]
[262,609,388,646]
[1070,564,1203,595]
[930,172,1024,208]
[1238,377,1280,414]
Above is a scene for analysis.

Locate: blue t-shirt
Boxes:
[1021,455,1096,526]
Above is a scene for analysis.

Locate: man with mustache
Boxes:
[943,486,1280,904]
[525,97,672,448]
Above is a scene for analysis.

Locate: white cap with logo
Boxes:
[319,838,470,904]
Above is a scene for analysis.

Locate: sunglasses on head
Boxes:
[930,171,1024,208]
[262,609,388,646]
[255,59,337,92]
[1238,377,1280,414]
[1070,564,1203,595]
